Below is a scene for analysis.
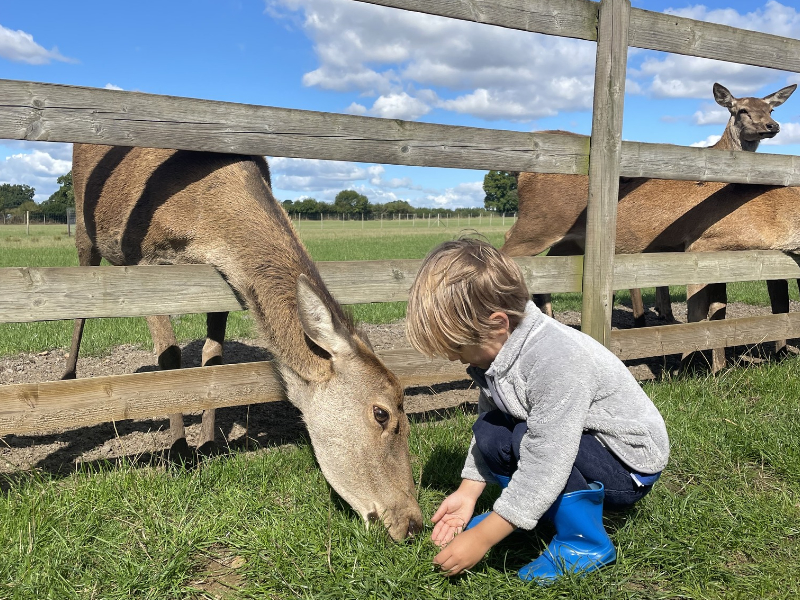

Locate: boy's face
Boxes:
[445,312,510,370]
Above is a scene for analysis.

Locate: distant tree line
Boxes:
[1,170,518,222]
[282,171,518,217]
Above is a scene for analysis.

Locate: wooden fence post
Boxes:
[581,0,630,346]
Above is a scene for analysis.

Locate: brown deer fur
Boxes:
[65,144,422,540]
[503,83,797,371]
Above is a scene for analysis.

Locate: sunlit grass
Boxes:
[2,356,799,598]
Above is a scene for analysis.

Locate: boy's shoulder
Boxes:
[514,309,620,369]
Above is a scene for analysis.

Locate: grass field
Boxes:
[2,360,799,598]
[1,222,796,357]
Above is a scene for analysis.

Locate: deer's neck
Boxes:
[712,117,760,152]
[234,259,336,385]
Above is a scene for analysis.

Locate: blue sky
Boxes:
[2,0,800,207]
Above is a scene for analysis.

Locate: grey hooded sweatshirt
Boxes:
[461,301,669,530]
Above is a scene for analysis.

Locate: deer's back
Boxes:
[72,144,306,272]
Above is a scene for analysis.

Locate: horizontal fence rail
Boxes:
[4,251,800,323]
[0,348,469,436]
[356,0,800,73]
[3,79,800,185]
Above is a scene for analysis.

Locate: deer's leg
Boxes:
[198,311,228,450]
[767,279,790,355]
[62,236,101,380]
[707,283,728,373]
[62,319,86,380]
[533,293,553,318]
[630,288,646,328]
[682,283,713,371]
[145,315,185,445]
[655,286,674,322]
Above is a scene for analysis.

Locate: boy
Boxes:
[406,238,669,583]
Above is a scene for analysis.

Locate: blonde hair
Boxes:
[406,238,529,358]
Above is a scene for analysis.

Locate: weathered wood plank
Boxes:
[5,251,800,323]
[4,309,799,436]
[355,0,800,73]
[0,348,466,436]
[0,79,588,175]
[355,0,598,41]
[0,361,283,436]
[619,141,800,186]
[629,7,800,74]
[0,257,585,323]
[612,251,800,289]
[0,265,244,323]
[610,312,800,360]
[582,0,630,346]
[2,79,799,185]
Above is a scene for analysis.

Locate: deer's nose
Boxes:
[766,122,778,131]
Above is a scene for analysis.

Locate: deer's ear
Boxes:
[763,84,797,109]
[713,83,735,109]
[296,274,351,359]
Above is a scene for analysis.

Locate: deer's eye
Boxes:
[373,406,390,427]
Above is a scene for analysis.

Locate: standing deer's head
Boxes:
[287,275,423,541]
[713,82,797,149]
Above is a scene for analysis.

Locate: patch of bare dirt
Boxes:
[189,545,247,599]
[1,300,797,475]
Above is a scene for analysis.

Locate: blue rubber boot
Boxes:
[465,472,510,530]
[518,482,616,584]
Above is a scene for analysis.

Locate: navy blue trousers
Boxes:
[472,410,656,509]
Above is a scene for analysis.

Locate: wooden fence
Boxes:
[2,0,800,437]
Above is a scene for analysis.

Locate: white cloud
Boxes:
[423,181,484,208]
[0,143,73,201]
[346,92,432,120]
[0,24,75,65]
[104,83,124,91]
[369,92,431,120]
[266,0,596,122]
[690,135,722,148]
[693,106,729,126]
[269,157,374,192]
[632,54,775,99]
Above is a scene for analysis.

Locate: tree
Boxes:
[483,171,518,213]
[10,200,38,220]
[292,197,324,215]
[38,171,75,219]
[382,200,414,215]
[0,183,35,212]
[334,190,370,215]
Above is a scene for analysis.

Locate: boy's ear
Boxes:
[489,311,511,335]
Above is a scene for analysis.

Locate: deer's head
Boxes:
[713,82,797,147]
[288,274,423,541]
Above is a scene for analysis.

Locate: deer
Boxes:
[63,144,423,541]
[502,82,798,372]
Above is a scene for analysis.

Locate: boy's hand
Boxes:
[433,528,491,576]
[433,511,518,577]
[430,481,485,547]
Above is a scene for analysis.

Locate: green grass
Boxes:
[2,356,800,598]
[3,223,800,597]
